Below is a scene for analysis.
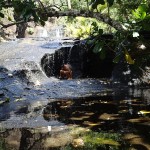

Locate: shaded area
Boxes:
[0,92,149,150]
[41,39,114,79]
[42,93,150,149]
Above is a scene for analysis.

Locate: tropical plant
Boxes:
[0,0,150,67]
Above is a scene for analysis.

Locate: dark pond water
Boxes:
[0,83,149,150]
[0,38,150,150]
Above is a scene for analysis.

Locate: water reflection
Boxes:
[0,86,150,149]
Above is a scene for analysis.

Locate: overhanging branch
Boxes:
[0,9,124,31]
[0,20,26,28]
[44,10,124,31]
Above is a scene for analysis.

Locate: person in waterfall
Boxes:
[59,64,72,79]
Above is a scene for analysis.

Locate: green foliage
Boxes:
[132,4,148,20]
[27,27,34,35]
[83,131,120,148]
[5,97,10,103]
[0,0,149,66]
[90,0,114,10]
[66,17,94,38]
[0,138,6,150]
[65,130,122,150]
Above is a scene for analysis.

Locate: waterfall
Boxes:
[36,27,48,38]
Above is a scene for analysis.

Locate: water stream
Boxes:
[0,38,150,150]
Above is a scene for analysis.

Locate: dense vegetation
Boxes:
[0,0,150,73]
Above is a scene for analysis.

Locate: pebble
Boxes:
[8,73,13,77]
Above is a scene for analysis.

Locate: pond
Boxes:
[0,38,150,150]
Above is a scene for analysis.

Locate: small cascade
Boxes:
[56,28,62,40]
[49,26,64,40]
[36,27,48,38]
[41,46,73,77]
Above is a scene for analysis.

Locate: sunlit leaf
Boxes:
[124,50,135,64]
[132,10,141,19]
[132,4,148,20]
[141,11,146,19]
[133,32,139,37]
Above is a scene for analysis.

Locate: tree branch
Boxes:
[1,9,124,31]
[0,20,27,28]
[43,10,124,31]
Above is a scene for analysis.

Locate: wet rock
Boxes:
[0,100,5,105]
[24,87,31,90]
[0,66,8,72]
[15,106,29,114]
[0,90,4,96]
[0,73,7,80]
[8,73,13,77]
[44,132,73,148]
[31,101,44,112]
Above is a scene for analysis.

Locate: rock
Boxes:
[8,73,13,77]
[0,90,4,96]
[72,138,84,148]
[0,100,5,105]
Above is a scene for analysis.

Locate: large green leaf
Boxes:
[93,41,104,53]
[99,48,106,60]
[137,4,148,12]
[132,4,148,20]
[124,50,134,64]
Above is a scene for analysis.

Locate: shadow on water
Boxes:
[0,86,150,149]
[42,91,150,149]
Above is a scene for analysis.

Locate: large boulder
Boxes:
[41,40,114,78]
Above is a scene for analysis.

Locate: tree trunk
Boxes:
[16,23,27,38]
[14,14,27,38]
